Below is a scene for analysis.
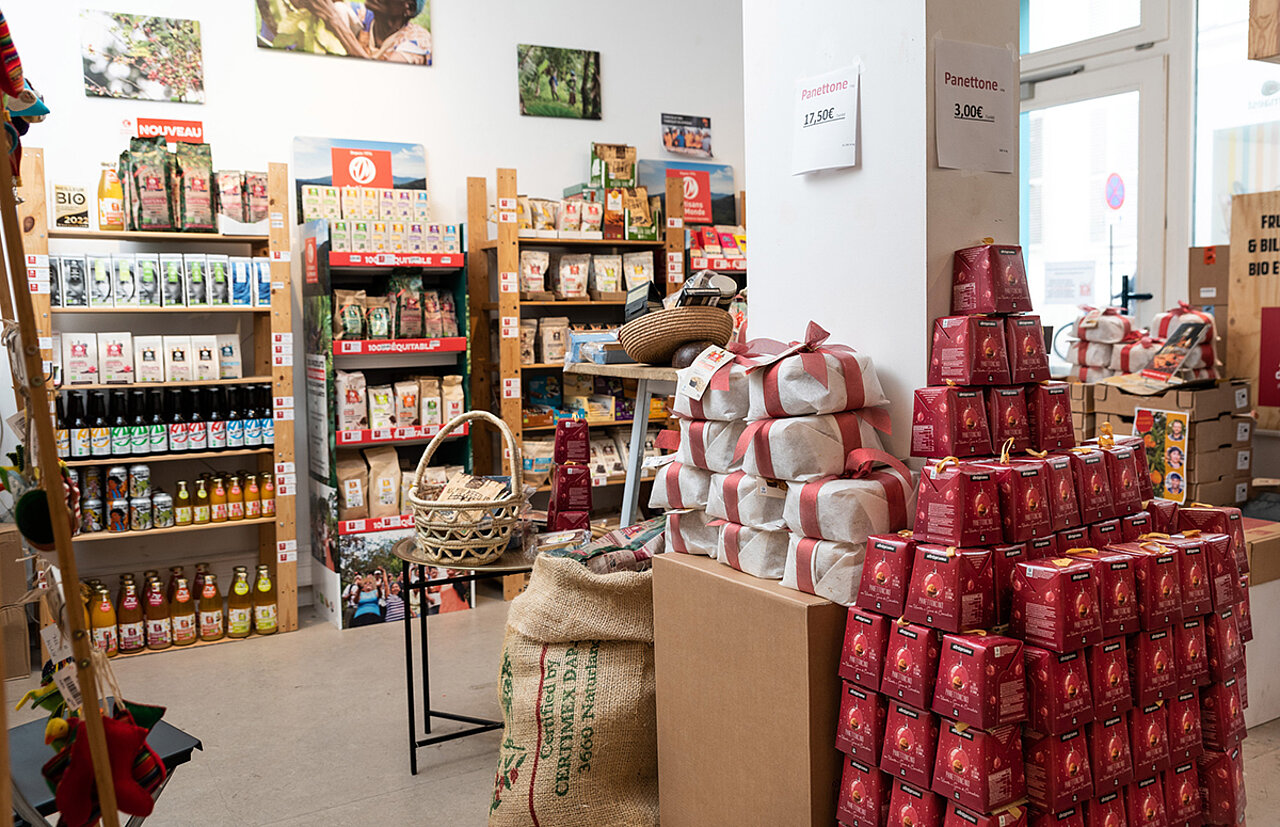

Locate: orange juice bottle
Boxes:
[89,587,118,657]
[116,580,145,654]
[198,573,224,641]
[227,566,252,639]
[210,476,228,523]
[227,475,244,521]
[174,480,193,525]
[193,479,210,524]
[97,162,124,231]
[244,474,261,519]
[171,577,197,646]
[260,473,276,518]
[252,564,278,635]
[144,578,171,650]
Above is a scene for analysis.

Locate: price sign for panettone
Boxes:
[935,39,1016,173]
[792,64,860,175]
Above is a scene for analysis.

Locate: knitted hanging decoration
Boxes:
[0,10,24,99]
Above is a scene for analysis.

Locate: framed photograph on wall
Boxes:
[256,1,432,65]
[517,44,601,120]
[81,11,205,103]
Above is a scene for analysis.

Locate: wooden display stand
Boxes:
[17,149,299,641]
[1250,0,1280,63]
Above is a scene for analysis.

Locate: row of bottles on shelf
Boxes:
[74,466,276,534]
[55,385,275,460]
[87,563,279,655]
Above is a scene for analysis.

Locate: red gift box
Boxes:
[1196,747,1246,826]
[1087,520,1122,550]
[975,458,1052,543]
[1063,550,1138,638]
[930,316,1013,385]
[932,633,1027,729]
[1031,806,1085,827]
[1105,542,1182,630]
[882,703,941,789]
[1162,762,1202,826]
[548,463,592,511]
[857,534,916,617]
[911,387,995,459]
[952,243,1032,315]
[987,387,1032,453]
[945,801,1029,827]
[1042,454,1081,531]
[1237,575,1252,642]
[1098,431,1154,502]
[881,620,942,710]
[1182,532,1239,610]
[933,723,1026,813]
[903,545,995,632]
[1012,559,1103,652]
[1167,690,1205,764]
[1126,775,1169,827]
[1128,628,1177,706]
[1176,505,1246,574]
[1205,606,1244,682]
[991,542,1028,625]
[1120,511,1152,543]
[1027,383,1076,451]
[1087,714,1136,794]
[837,754,891,827]
[1024,728,1094,812]
[1026,646,1095,734]
[1006,314,1050,383]
[1174,617,1210,692]
[836,681,888,764]
[1085,790,1126,827]
[841,607,892,689]
[1056,528,1089,555]
[547,507,590,531]
[1065,448,1115,523]
[553,418,590,464]
[1097,443,1143,518]
[1147,499,1179,534]
[915,460,1004,547]
[1087,639,1133,718]
[1029,535,1058,559]
[1157,535,1212,617]
[888,780,945,827]
[1129,702,1171,776]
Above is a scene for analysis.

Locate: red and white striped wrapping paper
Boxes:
[674,418,747,474]
[706,470,787,528]
[734,409,890,483]
[1110,337,1160,373]
[714,521,791,579]
[1075,308,1135,343]
[665,508,719,556]
[781,465,915,546]
[780,534,866,606]
[1151,302,1214,344]
[746,348,888,421]
[647,460,713,510]
[1065,340,1113,368]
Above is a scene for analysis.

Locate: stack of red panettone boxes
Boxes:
[834,244,1249,827]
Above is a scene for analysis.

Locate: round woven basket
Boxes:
[617,306,734,365]
[406,410,525,566]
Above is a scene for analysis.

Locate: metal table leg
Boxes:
[402,564,417,776]
[620,377,652,526]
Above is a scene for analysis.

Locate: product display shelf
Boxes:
[65,448,273,468]
[64,375,274,391]
[112,629,272,660]
[534,470,656,494]
[522,415,667,432]
[476,237,665,251]
[18,150,300,634]
[74,515,276,543]
[301,219,472,629]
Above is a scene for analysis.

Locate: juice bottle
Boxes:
[97,162,124,232]
[227,475,244,521]
[89,588,118,657]
[192,562,209,597]
[193,478,210,524]
[144,578,171,650]
[227,566,252,639]
[115,572,135,609]
[253,564,278,635]
[210,476,228,523]
[166,566,185,603]
[174,480,192,525]
[260,473,276,518]
[171,577,197,646]
[198,573,224,641]
[245,474,261,519]
[117,580,145,654]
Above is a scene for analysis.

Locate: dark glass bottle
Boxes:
[129,390,148,456]
[259,384,274,447]
[147,390,167,454]
[89,391,111,458]
[69,392,91,459]
[186,388,207,452]
[225,386,244,449]
[243,386,262,448]
[206,388,226,450]
[109,390,131,458]
[167,389,187,453]
[54,393,69,459]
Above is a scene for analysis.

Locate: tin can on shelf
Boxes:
[80,497,103,533]
[107,499,129,532]
[65,468,80,496]
[82,467,102,501]
[105,466,128,500]
[129,496,152,531]
[151,490,174,529]
[128,464,151,499]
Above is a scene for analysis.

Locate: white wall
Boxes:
[5,1,745,598]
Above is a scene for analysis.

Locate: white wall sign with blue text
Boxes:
[934,39,1016,173]
[791,64,860,175]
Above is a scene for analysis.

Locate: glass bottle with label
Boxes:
[55,393,69,459]
[210,476,227,523]
[244,474,261,519]
[227,475,244,521]
[148,389,167,454]
[129,390,149,456]
[227,566,252,638]
[206,388,226,450]
[69,392,91,459]
[186,388,207,452]
[89,391,111,458]
[193,478,211,524]
[170,577,197,646]
[174,480,193,525]
[198,573,224,641]
[261,473,276,518]
[89,587,118,657]
[192,562,209,597]
[243,389,262,447]
[225,387,244,448]
[110,390,131,458]
[144,577,171,650]
[253,564,278,635]
[116,579,145,654]
[260,384,275,447]
[167,389,187,454]
[97,162,124,231]
[166,566,185,603]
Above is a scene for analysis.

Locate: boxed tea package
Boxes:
[931,633,1026,730]
[162,335,193,382]
[1175,616,1210,691]
[336,452,368,521]
[910,387,993,459]
[1129,701,1172,776]
[856,533,916,617]
[1026,383,1075,451]
[840,606,890,690]
[1021,728,1093,812]
[880,703,940,789]
[87,255,113,307]
[230,257,254,306]
[987,386,1032,453]
[902,545,994,632]
[132,336,164,383]
[1011,559,1102,652]
[60,256,88,308]
[1128,627,1177,706]
[880,621,941,710]
[836,755,890,827]
[255,258,273,307]
[183,254,208,306]
[1086,714,1135,793]
[835,682,887,764]
[928,316,1012,385]
[1025,646,1094,734]
[952,243,1032,315]
[215,334,242,379]
[97,332,132,384]
[1086,638,1133,717]
[913,461,1002,547]
[159,253,185,307]
[1005,314,1050,382]
[111,256,137,307]
[191,334,219,381]
[931,723,1025,813]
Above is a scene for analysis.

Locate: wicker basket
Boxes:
[406,410,525,566]
[616,306,734,365]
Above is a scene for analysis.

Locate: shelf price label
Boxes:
[275,461,296,475]
[276,472,297,491]
[498,211,517,224]
[271,250,291,262]
[499,271,518,293]
[501,316,518,338]
[277,539,297,563]
[502,378,520,399]
[666,217,683,229]
[498,197,516,210]
[274,407,295,421]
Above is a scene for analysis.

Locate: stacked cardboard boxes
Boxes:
[1190,246,1230,370]
[1069,382,1095,444]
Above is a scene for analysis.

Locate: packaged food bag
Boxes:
[734,409,889,482]
[714,521,790,579]
[647,461,712,511]
[422,289,444,338]
[556,254,590,299]
[364,446,401,518]
[336,452,368,521]
[744,323,889,419]
[336,370,367,431]
[665,508,718,556]
[622,251,654,289]
[1151,301,1214,343]
[780,534,865,605]
[1065,340,1113,368]
[951,243,1032,314]
[674,418,746,474]
[1109,336,1159,373]
[706,470,786,528]
[519,250,549,293]
[333,289,366,340]
[1074,307,1134,343]
[782,460,915,545]
[591,254,622,293]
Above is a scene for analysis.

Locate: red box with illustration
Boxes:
[1012,559,1103,652]
[1105,542,1182,630]
[1027,383,1076,451]
[932,723,1026,813]
[1237,575,1252,642]
[1087,519,1122,550]
[887,780,945,827]
[1197,747,1246,826]
[836,754,890,827]
[1120,510,1152,542]
[1005,314,1050,382]
[857,534,916,617]
[975,459,1052,543]
[1159,535,1212,617]
[1086,638,1133,718]
[1177,505,1246,574]
[1064,550,1138,638]
[903,545,995,632]
[1147,498,1179,534]
[881,703,941,789]
[1065,448,1115,523]
[1125,775,1168,827]
[914,461,1004,547]
[1056,528,1089,557]
[840,606,891,690]
[931,633,1027,730]
[1162,761,1202,826]
[1025,646,1094,735]
[1041,454,1081,531]
[880,620,942,710]
[835,682,888,765]
[1031,807,1085,827]
[987,386,1032,453]
[1191,532,1239,610]
[1023,728,1094,812]
[1086,714,1135,793]
[945,801,1029,827]
[990,542,1028,625]
[1085,790,1126,827]
[930,316,1013,385]
[1167,690,1204,764]
[1174,617,1210,692]
[952,243,1032,315]
[1199,678,1246,752]
[1205,606,1244,682]
[1029,535,1058,560]
[1129,702,1171,777]
[911,387,995,459]
[1098,444,1143,518]
[1128,627,1177,707]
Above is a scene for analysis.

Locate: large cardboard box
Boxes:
[1186,476,1249,506]
[0,524,28,679]
[1245,518,1280,586]
[1092,380,1251,422]
[1069,381,1095,414]
[654,553,847,826]
[1190,246,1230,307]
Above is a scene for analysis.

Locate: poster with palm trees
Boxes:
[517,44,601,119]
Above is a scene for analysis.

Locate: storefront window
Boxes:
[1022,0,1142,54]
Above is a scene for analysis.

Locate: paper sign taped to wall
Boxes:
[792,64,860,175]
[935,39,1016,173]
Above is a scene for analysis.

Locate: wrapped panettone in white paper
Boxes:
[666,509,718,556]
[744,323,889,420]
[1075,307,1134,343]
[674,418,746,474]
[780,534,866,606]
[782,459,915,545]
[734,409,889,483]
[647,460,712,511]
[714,521,791,579]
[707,470,787,528]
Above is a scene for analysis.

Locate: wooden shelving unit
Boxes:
[73,516,276,543]
[19,151,301,634]
[65,448,273,468]
[64,376,274,391]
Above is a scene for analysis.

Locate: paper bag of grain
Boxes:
[337,452,369,520]
[394,380,419,427]
[364,446,401,518]
[441,375,465,422]
[419,377,442,426]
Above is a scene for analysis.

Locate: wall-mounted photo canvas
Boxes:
[517,44,601,119]
[81,11,205,103]
[257,0,432,65]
